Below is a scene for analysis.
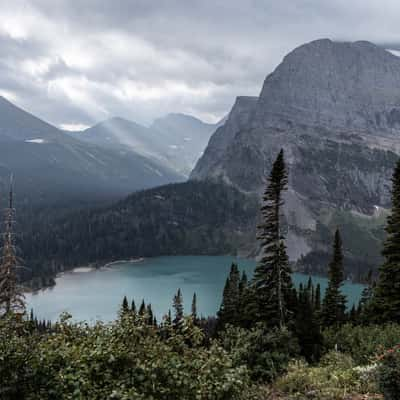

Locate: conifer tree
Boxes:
[295,279,322,361]
[131,299,137,315]
[252,149,293,328]
[217,264,240,328]
[146,304,153,325]
[358,270,374,323]
[191,292,197,321]
[139,299,146,316]
[173,288,184,326]
[321,229,347,327]
[314,283,321,311]
[0,180,25,316]
[120,296,129,314]
[239,271,248,295]
[371,161,400,323]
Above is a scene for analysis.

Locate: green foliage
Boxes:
[173,288,184,327]
[295,280,323,362]
[372,160,400,323]
[321,229,347,327]
[22,181,259,289]
[220,324,299,382]
[276,352,378,400]
[323,323,400,365]
[0,314,252,400]
[217,264,241,328]
[377,346,400,400]
[253,150,294,328]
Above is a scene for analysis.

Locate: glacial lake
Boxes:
[26,256,365,323]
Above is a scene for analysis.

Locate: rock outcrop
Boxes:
[191,39,400,274]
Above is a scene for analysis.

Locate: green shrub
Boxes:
[275,351,378,400]
[0,314,252,400]
[323,323,400,365]
[377,345,400,400]
[220,323,299,382]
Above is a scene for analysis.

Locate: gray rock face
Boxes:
[191,39,400,272]
[257,39,400,132]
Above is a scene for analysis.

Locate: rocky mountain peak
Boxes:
[191,39,400,267]
[256,39,400,133]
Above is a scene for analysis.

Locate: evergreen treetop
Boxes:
[252,149,293,328]
[321,229,347,327]
[372,160,400,323]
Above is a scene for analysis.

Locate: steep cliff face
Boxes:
[191,39,400,273]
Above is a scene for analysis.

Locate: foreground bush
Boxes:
[275,351,379,400]
[0,314,251,400]
[377,345,400,400]
[220,323,299,382]
[323,323,400,365]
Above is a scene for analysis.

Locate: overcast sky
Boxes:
[1,0,400,130]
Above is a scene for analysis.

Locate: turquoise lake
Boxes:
[26,256,365,323]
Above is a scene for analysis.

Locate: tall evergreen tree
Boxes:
[371,161,400,323]
[146,304,153,325]
[295,279,322,362]
[191,292,197,321]
[139,299,146,316]
[217,264,240,328]
[358,270,374,323]
[252,149,293,328]
[131,299,137,315]
[123,296,129,311]
[0,180,25,317]
[173,288,184,326]
[321,229,347,327]
[314,283,321,311]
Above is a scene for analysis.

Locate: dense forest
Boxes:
[1,149,400,399]
[19,181,259,289]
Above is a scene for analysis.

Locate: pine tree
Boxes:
[252,149,293,328]
[314,283,321,311]
[146,304,153,325]
[139,299,146,316]
[239,271,248,295]
[191,292,197,321]
[295,279,322,362]
[0,179,25,317]
[217,264,240,328]
[173,288,184,326]
[358,270,374,323]
[371,161,400,323]
[321,229,347,327]
[131,299,137,315]
[120,295,129,316]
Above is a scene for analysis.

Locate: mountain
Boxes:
[192,39,400,275]
[0,97,183,206]
[23,181,258,288]
[73,113,220,176]
[151,113,222,174]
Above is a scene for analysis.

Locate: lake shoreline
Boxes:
[26,255,366,323]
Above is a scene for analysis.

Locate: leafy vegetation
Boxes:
[2,150,400,399]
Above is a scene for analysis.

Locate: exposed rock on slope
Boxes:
[192,39,400,274]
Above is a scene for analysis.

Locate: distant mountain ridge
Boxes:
[0,96,183,206]
[192,39,400,273]
[72,113,221,176]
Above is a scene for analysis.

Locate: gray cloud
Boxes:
[0,0,400,129]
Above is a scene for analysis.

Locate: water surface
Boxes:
[26,256,365,323]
